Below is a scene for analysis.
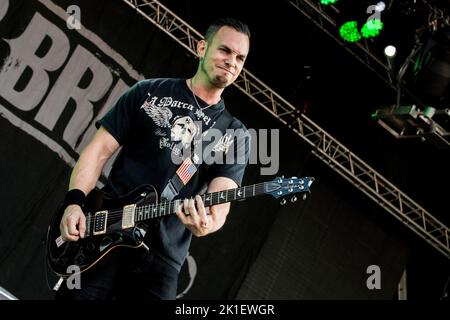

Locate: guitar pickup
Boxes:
[93,210,108,235]
[121,204,136,229]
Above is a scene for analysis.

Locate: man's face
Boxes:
[199,26,250,88]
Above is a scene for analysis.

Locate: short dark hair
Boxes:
[204,18,251,42]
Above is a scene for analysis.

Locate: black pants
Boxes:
[55,247,179,300]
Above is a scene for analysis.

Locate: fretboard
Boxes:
[133,182,267,222]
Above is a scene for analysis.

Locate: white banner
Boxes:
[0,0,143,175]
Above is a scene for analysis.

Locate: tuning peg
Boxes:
[280,198,286,206]
[291,196,297,203]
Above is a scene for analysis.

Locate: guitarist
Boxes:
[56,18,251,300]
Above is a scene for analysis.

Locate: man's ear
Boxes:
[197,39,207,59]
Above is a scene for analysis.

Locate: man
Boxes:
[57,18,251,300]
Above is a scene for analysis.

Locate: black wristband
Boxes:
[63,189,86,209]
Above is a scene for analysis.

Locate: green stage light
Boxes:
[339,21,361,42]
[361,19,384,38]
[320,0,338,5]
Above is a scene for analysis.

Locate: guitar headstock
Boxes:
[264,176,315,202]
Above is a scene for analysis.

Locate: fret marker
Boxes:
[237,190,242,197]
[206,196,210,201]
[220,192,225,199]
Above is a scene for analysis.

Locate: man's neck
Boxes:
[188,77,223,105]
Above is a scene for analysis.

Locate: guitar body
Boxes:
[46,185,158,277]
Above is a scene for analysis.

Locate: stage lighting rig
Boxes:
[372,105,450,149]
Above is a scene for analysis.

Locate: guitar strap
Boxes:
[160,109,233,201]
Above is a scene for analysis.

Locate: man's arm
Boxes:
[176,176,237,237]
[203,177,236,233]
[60,127,120,241]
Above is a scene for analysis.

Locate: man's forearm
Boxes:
[68,147,107,194]
[208,203,230,233]
[68,127,119,194]
[205,176,236,233]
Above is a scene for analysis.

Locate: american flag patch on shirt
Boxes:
[176,158,197,185]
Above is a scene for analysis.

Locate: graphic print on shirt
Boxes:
[170,116,199,149]
[140,93,203,155]
[140,93,172,128]
[212,132,234,155]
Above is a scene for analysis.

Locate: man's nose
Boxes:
[225,57,236,68]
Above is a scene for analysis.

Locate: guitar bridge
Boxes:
[93,210,108,235]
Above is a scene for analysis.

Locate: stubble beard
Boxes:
[200,58,229,89]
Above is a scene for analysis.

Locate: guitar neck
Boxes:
[134,182,267,222]
[84,176,311,236]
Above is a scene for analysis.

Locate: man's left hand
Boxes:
[176,195,211,237]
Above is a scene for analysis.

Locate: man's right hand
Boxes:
[60,204,86,241]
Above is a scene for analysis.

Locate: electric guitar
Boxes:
[46,176,314,277]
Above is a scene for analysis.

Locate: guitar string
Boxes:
[86,184,268,223]
[83,179,309,228]
[84,183,271,225]
[84,187,307,232]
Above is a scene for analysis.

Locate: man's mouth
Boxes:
[218,66,234,76]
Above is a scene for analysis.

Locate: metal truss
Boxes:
[122,0,449,259]
[286,0,395,89]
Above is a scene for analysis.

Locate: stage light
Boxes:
[384,45,397,84]
[339,21,361,42]
[384,45,397,58]
[320,0,339,5]
[337,1,387,42]
[413,35,450,109]
[361,18,383,38]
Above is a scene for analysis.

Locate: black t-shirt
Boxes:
[96,78,250,270]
